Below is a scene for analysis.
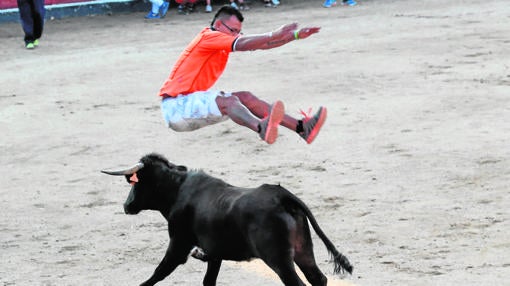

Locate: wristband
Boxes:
[294,30,299,40]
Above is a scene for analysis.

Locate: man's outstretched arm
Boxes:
[234,23,320,52]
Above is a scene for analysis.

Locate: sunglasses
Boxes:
[220,20,242,35]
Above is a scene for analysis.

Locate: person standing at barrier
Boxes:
[159,5,327,144]
[145,0,170,19]
[17,0,45,49]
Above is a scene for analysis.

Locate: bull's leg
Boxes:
[257,237,305,284]
[254,215,306,286]
[294,245,327,286]
[140,239,192,286]
[262,254,306,286]
[293,216,328,286]
[202,259,222,286]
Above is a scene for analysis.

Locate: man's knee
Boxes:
[216,94,241,113]
[233,91,261,109]
[233,91,255,101]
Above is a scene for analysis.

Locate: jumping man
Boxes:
[159,5,326,144]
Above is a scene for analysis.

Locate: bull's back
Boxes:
[191,184,294,261]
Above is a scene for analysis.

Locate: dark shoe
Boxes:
[177,4,187,14]
[259,101,284,144]
[186,3,195,13]
[299,107,327,144]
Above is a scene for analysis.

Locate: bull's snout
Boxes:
[123,203,141,215]
[123,186,141,215]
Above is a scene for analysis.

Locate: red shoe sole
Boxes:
[264,101,285,144]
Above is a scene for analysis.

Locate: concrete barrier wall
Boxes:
[0,0,150,23]
[1,0,90,10]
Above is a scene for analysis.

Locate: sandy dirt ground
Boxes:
[1,0,509,285]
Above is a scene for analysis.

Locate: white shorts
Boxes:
[161,90,231,132]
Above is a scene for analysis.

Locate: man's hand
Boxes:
[274,23,321,40]
[294,26,321,40]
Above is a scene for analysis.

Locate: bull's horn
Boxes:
[101,162,144,176]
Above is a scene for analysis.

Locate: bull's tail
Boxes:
[285,192,353,275]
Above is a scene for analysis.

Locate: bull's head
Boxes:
[101,153,187,215]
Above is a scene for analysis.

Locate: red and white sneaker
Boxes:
[299,107,327,144]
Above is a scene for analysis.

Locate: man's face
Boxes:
[216,15,242,36]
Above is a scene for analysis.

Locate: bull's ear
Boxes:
[177,165,188,172]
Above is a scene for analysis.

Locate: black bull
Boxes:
[102,153,352,286]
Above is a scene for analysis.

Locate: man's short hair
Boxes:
[210,5,244,27]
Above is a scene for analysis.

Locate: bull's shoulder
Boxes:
[176,170,234,203]
[183,170,231,189]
